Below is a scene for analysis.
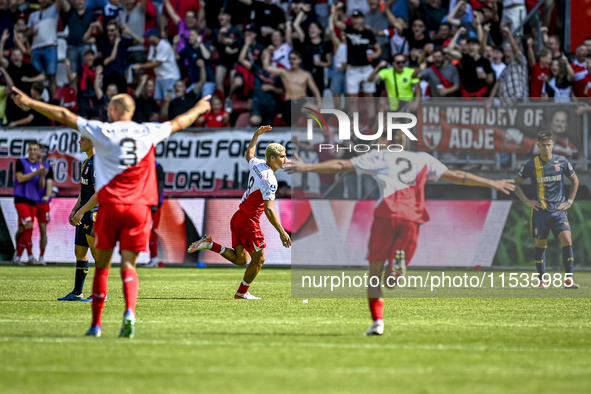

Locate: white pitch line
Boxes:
[0,336,588,354]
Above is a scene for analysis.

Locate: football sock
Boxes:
[149,232,157,258]
[534,247,546,281]
[369,299,384,321]
[40,248,46,257]
[73,260,89,295]
[24,228,33,256]
[236,280,250,296]
[16,233,25,257]
[211,242,225,254]
[562,245,574,274]
[92,268,109,327]
[121,269,139,314]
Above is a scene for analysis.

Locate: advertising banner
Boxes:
[0,129,292,198]
[417,100,583,154]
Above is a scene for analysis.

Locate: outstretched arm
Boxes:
[289,152,355,174]
[439,170,515,194]
[170,95,212,134]
[11,87,78,130]
[245,125,273,163]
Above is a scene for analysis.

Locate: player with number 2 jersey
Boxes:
[289,130,515,336]
[189,126,291,300]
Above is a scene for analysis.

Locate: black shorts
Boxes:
[250,99,276,125]
[283,98,307,126]
[74,213,96,247]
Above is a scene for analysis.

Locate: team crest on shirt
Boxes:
[555,165,560,172]
[422,126,442,150]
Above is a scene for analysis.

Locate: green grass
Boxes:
[1,266,591,394]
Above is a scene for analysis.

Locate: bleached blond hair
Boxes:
[265,143,286,162]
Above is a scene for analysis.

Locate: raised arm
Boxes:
[162,0,181,26]
[238,37,253,69]
[562,55,575,82]
[12,87,79,129]
[57,0,71,13]
[104,37,121,66]
[134,73,148,98]
[122,25,144,46]
[94,66,104,101]
[526,37,536,67]
[0,65,14,97]
[262,46,286,77]
[368,60,388,83]
[502,26,519,57]
[245,125,273,163]
[170,95,212,134]
[0,30,9,67]
[191,59,207,95]
[385,0,406,32]
[332,2,347,31]
[446,0,464,27]
[480,23,490,55]
[328,7,342,49]
[292,9,306,43]
[64,58,77,85]
[82,21,100,45]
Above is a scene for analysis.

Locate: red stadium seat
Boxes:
[234,112,250,128]
[52,87,78,112]
[231,96,249,113]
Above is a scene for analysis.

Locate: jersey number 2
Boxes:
[396,158,416,186]
[120,138,138,167]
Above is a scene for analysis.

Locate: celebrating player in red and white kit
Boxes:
[188,126,291,299]
[11,86,211,338]
[290,130,515,336]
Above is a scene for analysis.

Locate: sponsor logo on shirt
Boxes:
[537,175,561,183]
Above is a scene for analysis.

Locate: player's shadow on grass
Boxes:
[194,331,350,337]
[139,297,222,301]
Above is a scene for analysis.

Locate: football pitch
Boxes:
[1,266,590,394]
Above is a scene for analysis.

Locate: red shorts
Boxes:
[15,203,36,226]
[35,203,51,224]
[230,210,265,254]
[152,207,161,230]
[94,204,152,252]
[367,217,419,264]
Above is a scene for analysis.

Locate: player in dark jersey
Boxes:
[13,141,49,266]
[35,145,54,265]
[146,162,165,267]
[514,131,580,289]
[59,136,99,301]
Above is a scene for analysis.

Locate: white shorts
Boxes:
[501,5,526,36]
[346,65,376,95]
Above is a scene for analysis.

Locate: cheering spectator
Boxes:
[178,28,215,99]
[0,0,20,51]
[117,0,157,67]
[198,95,230,128]
[489,45,507,80]
[6,83,50,127]
[543,55,575,103]
[162,0,199,53]
[571,44,588,98]
[369,54,421,111]
[542,27,562,60]
[293,7,333,94]
[432,22,453,47]
[160,0,202,41]
[333,6,381,119]
[487,27,528,106]
[12,29,32,61]
[409,0,448,37]
[132,74,159,122]
[61,0,98,75]
[262,46,321,126]
[269,28,293,70]
[237,33,283,127]
[448,27,493,97]
[212,8,242,92]
[364,0,390,61]
[133,28,181,104]
[419,48,460,97]
[251,0,286,46]
[526,38,552,98]
[64,52,101,118]
[94,66,119,121]
[407,18,431,53]
[328,6,347,111]
[164,59,207,120]
[375,0,408,56]
[28,0,65,95]
[444,0,473,27]
[0,65,14,126]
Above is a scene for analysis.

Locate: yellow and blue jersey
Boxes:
[518,154,575,212]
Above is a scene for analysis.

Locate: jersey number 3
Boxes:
[120,138,138,167]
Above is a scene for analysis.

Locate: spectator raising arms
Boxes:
[368,54,421,111]
[212,8,242,93]
[178,28,215,99]
[133,28,181,104]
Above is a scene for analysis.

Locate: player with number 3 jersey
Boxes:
[189,126,291,300]
[10,86,212,338]
[289,130,515,336]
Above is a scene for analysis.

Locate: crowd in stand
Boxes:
[0,0,590,129]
